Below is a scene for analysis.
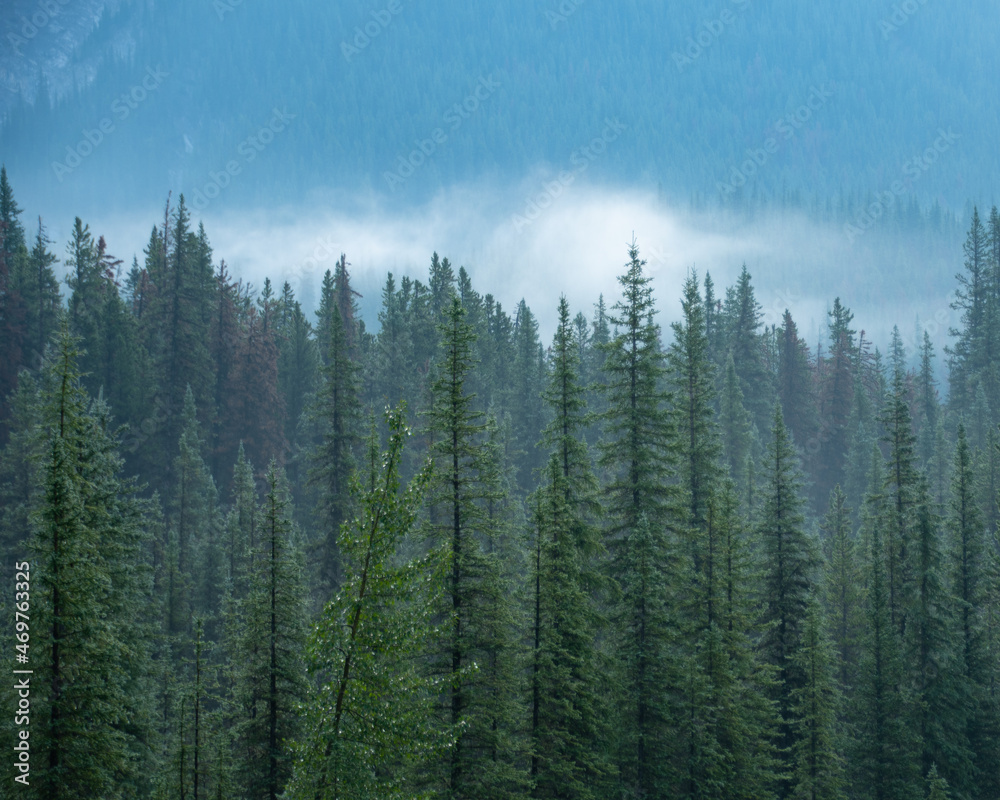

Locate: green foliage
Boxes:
[289,407,442,799]
[23,324,156,799]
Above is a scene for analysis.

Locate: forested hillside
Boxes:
[2,0,998,213]
[2,164,1000,799]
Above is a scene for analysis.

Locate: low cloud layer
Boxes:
[47,179,960,364]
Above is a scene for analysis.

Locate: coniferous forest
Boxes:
[4,161,1000,800]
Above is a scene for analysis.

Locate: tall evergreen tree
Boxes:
[25,324,156,798]
[306,303,362,593]
[668,271,721,540]
[598,240,682,797]
[854,451,920,800]
[232,461,306,800]
[530,297,613,798]
[423,295,526,799]
[949,207,991,416]
[757,406,818,798]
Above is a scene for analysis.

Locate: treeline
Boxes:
[1,164,1000,799]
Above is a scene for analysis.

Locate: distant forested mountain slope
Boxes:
[2,0,998,212]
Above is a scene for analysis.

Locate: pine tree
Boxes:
[926,764,951,800]
[949,208,991,416]
[153,198,216,453]
[530,297,613,798]
[680,482,780,800]
[275,282,319,457]
[916,332,939,470]
[818,298,856,505]
[598,240,682,797]
[169,386,223,634]
[667,271,721,539]
[306,303,362,593]
[854,453,920,800]
[423,295,526,799]
[719,352,754,494]
[0,166,28,439]
[22,216,61,365]
[777,309,817,452]
[948,425,993,799]
[881,370,920,637]
[511,299,547,492]
[822,486,861,695]
[721,265,773,432]
[26,323,156,798]
[789,597,845,800]
[911,481,975,796]
[232,461,306,800]
[757,406,818,798]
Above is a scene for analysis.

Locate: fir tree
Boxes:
[789,597,845,800]
[757,406,818,798]
[26,324,156,798]
[423,295,526,799]
[232,461,306,800]
[531,297,613,798]
[822,486,861,695]
[306,303,362,593]
[598,240,682,797]
[667,271,721,539]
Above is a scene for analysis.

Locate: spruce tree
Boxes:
[948,425,992,798]
[423,295,527,799]
[881,368,920,637]
[667,271,720,539]
[232,461,306,800]
[26,324,156,798]
[757,406,818,798]
[598,240,682,797]
[789,597,845,800]
[821,486,861,699]
[530,297,613,798]
[854,452,920,800]
[306,303,362,593]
